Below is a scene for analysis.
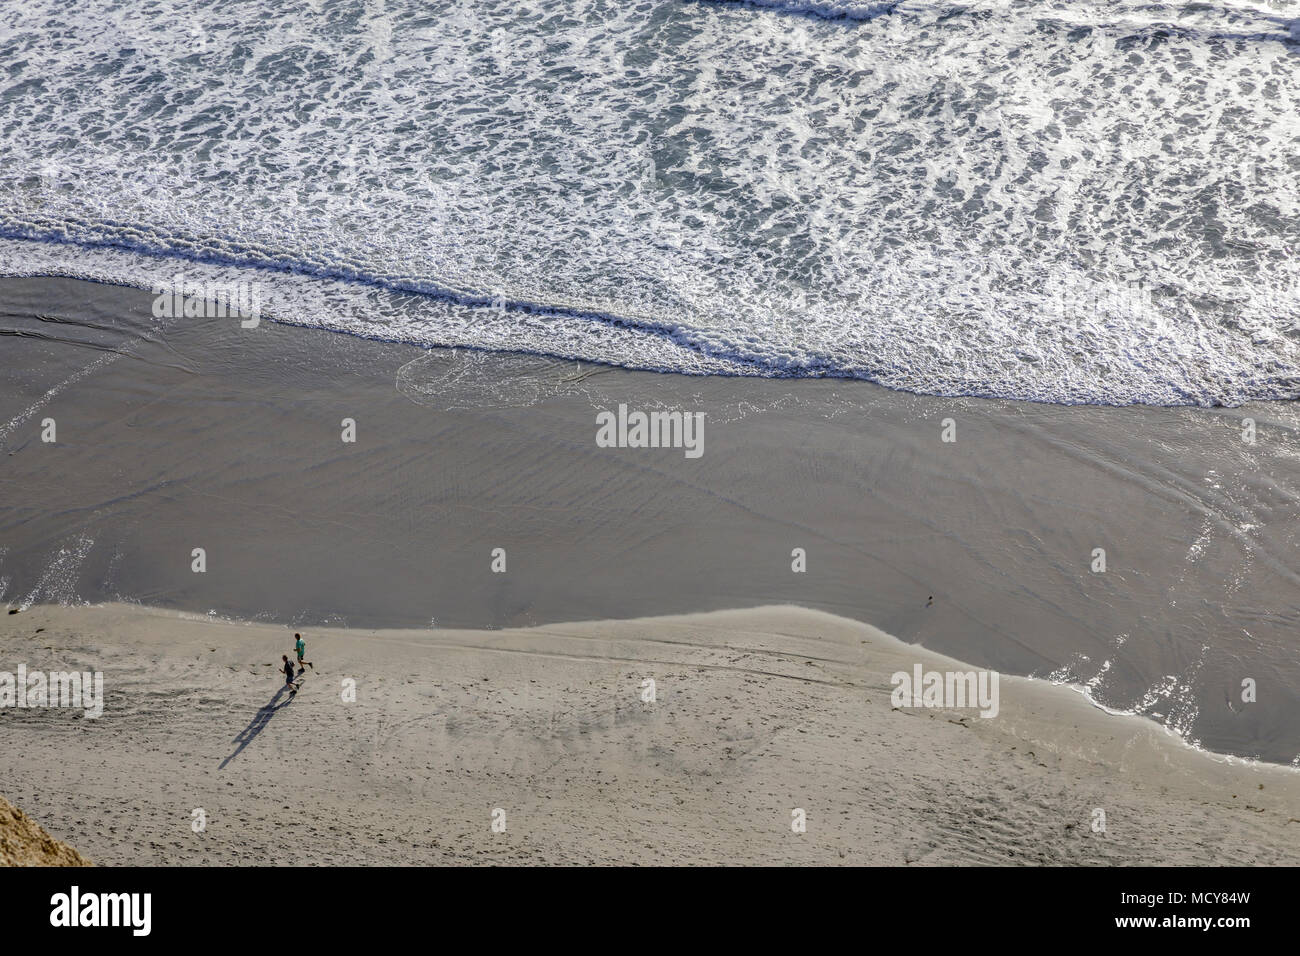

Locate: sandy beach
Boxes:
[2,601,1297,866]
[4,0,1300,891]
[4,277,1300,766]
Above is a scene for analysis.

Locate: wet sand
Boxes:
[2,276,1299,764]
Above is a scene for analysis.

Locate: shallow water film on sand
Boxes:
[1,1,1299,892]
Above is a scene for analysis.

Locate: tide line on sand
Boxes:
[2,602,1297,866]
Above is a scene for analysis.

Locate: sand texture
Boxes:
[2,603,1296,866]
[0,793,91,867]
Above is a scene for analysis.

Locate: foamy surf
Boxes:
[2,0,1298,405]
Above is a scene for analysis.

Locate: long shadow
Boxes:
[220,685,294,770]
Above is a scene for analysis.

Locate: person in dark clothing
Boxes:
[282,654,301,693]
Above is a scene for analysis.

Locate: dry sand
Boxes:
[0,793,90,867]
[5,277,1300,763]
[1,602,1296,865]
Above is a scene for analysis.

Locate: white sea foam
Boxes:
[1,0,1298,404]
[19,534,95,610]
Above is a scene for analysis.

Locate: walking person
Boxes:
[282,654,302,694]
[294,632,314,674]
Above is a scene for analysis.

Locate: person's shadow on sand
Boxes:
[220,686,294,769]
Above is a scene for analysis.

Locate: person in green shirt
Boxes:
[293,632,314,675]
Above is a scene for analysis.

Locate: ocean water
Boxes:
[1,0,1299,404]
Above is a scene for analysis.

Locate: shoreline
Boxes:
[38,598,1300,773]
[3,274,1300,766]
[3,260,1282,412]
[3,601,1298,866]
[15,597,1300,773]
[6,0,1300,877]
